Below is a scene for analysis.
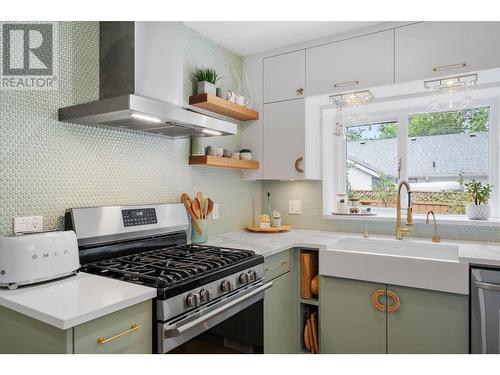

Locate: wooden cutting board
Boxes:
[245,225,291,233]
[300,252,317,300]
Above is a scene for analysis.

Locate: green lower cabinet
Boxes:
[264,250,299,354]
[320,276,386,354]
[386,285,468,354]
[0,301,152,354]
[74,300,152,354]
[319,276,469,354]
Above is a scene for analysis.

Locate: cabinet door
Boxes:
[386,285,468,354]
[263,99,305,180]
[395,22,500,82]
[306,30,394,96]
[320,277,386,354]
[74,301,152,354]
[264,50,305,103]
[264,270,299,353]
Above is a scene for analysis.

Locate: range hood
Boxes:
[58,22,237,137]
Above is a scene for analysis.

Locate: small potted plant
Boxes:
[193,67,222,96]
[465,179,494,220]
[271,210,282,227]
[240,148,252,160]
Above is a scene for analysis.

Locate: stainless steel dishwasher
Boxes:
[471,267,500,353]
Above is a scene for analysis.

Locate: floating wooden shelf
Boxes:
[189,94,259,121]
[189,155,259,170]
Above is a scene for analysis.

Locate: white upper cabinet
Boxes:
[264,99,305,180]
[395,22,500,83]
[306,30,394,96]
[264,50,306,103]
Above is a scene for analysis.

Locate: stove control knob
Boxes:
[220,280,233,293]
[248,270,258,282]
[239,273,250,285]
[199,288,211,303]
[186,293,200,308]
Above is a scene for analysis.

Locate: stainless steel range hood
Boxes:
[58,22,237,137]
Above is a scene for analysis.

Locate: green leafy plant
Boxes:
[465,179,494,205]
[239,148,251,153]
[373,175,397,207]
[193,67,222,84]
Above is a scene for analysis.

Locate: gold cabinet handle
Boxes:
[433,62,466,72]
[296,87,304,96]
[334,80,359,88]
[371,289,385,312]
[97,323,140,344]
[265,260,288,272]
[295,157,304,173]
[387,290,401,313]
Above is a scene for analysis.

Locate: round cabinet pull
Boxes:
[295,157,304,173]
[371,289,385,312]
[386,290,401,313]
[296,87,304,96]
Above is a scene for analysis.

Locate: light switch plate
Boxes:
[211,203,219,220]
[289,200,302,215]
[14,216,44,234]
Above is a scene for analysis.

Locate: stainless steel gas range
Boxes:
[65,203,271,353]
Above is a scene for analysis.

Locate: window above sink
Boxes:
[321,69,500,225]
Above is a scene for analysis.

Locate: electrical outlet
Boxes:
[14,216,44,234]
[289,200,302,214]
[211,203,219,220]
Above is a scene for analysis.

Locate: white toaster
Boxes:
[0,231,80,289]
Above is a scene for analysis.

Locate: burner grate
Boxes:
[82,243,255,289]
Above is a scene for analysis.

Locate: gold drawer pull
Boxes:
[97,323,140,344]
[296,87,304,96]
[387,290,401,313]
[433,62,466,72]
[265,260,288,272]
[334,80,359,88]
[371,289,385,312]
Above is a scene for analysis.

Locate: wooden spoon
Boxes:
[207,198,214,217]
[180,193,202,234]
[192,198,202,220]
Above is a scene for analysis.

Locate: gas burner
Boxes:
[81,243,257,296]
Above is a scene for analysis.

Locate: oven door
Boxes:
[158,280,272,353]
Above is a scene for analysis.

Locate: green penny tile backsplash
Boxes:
[262,180,500,243]
[0,22,261,236]
[2,21,499,244]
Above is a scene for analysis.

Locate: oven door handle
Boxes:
[164,282,273,338]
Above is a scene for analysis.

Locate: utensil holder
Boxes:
[191,219,208,244]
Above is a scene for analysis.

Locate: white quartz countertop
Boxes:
[0,272,156,330]
[208,229,500,267]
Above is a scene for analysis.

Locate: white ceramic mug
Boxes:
[236,95,250,106]
[225,90,236,103]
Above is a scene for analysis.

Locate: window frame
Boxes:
[322,96,500,223]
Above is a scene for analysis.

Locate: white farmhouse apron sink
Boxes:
[320,237,468,294]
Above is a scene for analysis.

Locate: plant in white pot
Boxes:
[465,179,494,220]
[240,149,252,160]
[193,67,222,96]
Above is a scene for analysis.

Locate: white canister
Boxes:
[336,194,348,214]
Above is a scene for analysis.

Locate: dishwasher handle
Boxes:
[474,281,500,292]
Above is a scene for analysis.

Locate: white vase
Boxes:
[466,203,491,220]
[240,152,252,160]
[197,81,216,96]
